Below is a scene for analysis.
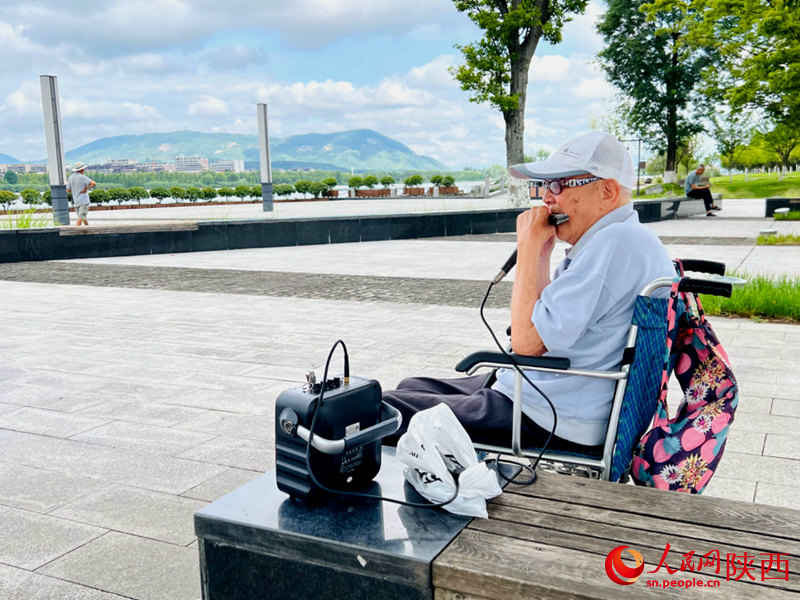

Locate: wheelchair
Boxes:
[456,259,735,481]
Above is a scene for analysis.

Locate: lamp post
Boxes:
[621,138,643,196]
[256,103,273,212]
[39,75,69,225]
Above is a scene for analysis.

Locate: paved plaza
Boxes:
[0,197,798,599]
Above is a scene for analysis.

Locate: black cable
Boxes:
[302,339,462,509]
[479,281,560,485]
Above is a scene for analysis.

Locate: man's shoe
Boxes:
[706,212,717,217]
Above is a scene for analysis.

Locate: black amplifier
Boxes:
[275,375,401,502]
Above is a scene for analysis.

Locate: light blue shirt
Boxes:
[492,203,674,445]
[684,171,700,195]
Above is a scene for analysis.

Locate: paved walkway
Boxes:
[0,197,797,599]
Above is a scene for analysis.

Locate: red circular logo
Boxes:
[605,545,645,585]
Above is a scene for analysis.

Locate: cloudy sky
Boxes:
[0,0,618,168]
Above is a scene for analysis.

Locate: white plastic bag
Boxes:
[395,403,502,518]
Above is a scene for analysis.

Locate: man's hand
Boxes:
[517,205,556,258]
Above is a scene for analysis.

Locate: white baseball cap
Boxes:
[508,131,635,190]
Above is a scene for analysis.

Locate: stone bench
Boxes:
[634,193,722,223]
[194,449,516,600]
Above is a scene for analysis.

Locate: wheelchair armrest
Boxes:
[455,351,570,373]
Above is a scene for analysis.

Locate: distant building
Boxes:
[175,156,209,172]
[209,160,244,173]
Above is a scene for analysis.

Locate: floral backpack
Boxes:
[630,269,738,493]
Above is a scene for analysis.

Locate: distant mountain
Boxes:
[61,129,449,172]
[0,152,20,163]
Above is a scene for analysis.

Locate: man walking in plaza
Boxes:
[685,164,721,217]
[66,162,96,226]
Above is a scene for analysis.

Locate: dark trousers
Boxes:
[382,374,602,453]
[687,188,715,211]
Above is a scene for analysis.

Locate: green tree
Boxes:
[293,180,314,198]
[3,170,18,185]
[127,186,148,204]
[217,187,235,199]
[89,189,109,204]
[763,124,800,180]
[19,188,42,205]
[380,176,395,187]
[442,175,456,187]
[449,0,588,166]
[710,111,751,180]
[0,189,16,210]
[347,176,363,189]
[664,0,800,127]
[107,188,130,204]
[597,0,716,180]
[202,186,218,200]
[186,186,203,202]
[430,175,444,187]
[234,184,252,200]
[149,187,170,202]
[251,185,262,198]
[403,175,424,186]
[362,175,378,188]
[309,182,329,198]
[169,186,186,201]
[274,184,295,197]
[323,177,338,190]
[42,189,52,206]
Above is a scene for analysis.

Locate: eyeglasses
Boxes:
[543,176,602,196]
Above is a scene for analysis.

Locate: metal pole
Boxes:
[637,138,641,197]
[256,103,273,212]
[39,75,69,225]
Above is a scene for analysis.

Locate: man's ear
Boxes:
[600,178,621,209]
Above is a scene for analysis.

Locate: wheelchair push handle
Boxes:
[675,259,726,276]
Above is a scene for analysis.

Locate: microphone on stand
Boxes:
[491,214,569,284]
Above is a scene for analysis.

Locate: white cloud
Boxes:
[188,95,229,116]
[530,55,571,81]
[571,77,615,99]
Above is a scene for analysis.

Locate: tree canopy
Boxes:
[450,0,588,166]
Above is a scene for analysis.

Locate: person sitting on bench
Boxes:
[383,132,675,451]
[685,164,721,217]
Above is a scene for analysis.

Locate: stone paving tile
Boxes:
[70,421,217,456]
[75,399,209,427]
[175,410,271,442]
[37,532,201,600]
[0,564,126,600]
[702,476,757,503]
[725,430,766,455]
[715,451,800,486]
[763,434,800,460]
[180,467,261,503]
[0,462,108,514]
[176,435,270,471]
[0,430,226,495]
[0,504,106,570]
[734,395,773,414]
[772,399,800,417]
[0,406,110,438]
[51,484,207,546]
[754,483,800,511]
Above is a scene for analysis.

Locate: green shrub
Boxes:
[323,178,338,190]
[234,184,252,200]
[442,175,455,187]
[90,189,109,204]
[169,186,186,200]
[362,175,378,188]
[203,187,218,200]
[348,176,363,189]
[128,186,148,204]
[218,187,235,198]
[380,176,395,187]
[294,180,314,197]
[430,175,443,186]
[149,187,170,202]
[404,175,423,186]
[274,184,294,197]
[0,189,16,209]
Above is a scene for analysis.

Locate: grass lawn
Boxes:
[700,272,800,323]
[633,170,800,199]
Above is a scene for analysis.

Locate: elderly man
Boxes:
[685,164,720,217]
[66,162,96,226]
[383,132,674,451]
